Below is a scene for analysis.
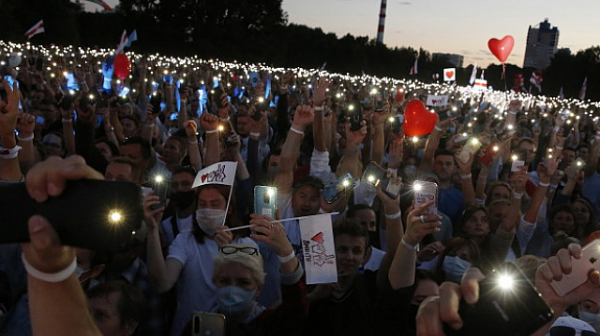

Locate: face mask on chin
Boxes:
[196,208,226,236]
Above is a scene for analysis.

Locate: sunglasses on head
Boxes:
[220,246,258,256]
[550,326,598,336]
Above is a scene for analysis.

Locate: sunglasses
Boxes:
[550,326,598,336]
[220,246,258,256]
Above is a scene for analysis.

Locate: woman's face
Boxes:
[573,201,591,226]
[214,262,260,293]
[553,211,576,234]
[462,210,490,238]
[489,185,511,203]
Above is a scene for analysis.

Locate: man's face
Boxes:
[354,209,377,232]
[292,185,321,217]
[562,149,576,165]
[236,115,252,137]
[29,91,44,109]
[578,147,590,160]
[105,162,134,183]
[40,103,59,124]
[518,141,536,163]
[42,133,63,157]
[89,291,134,336]
[434,155,455,182]
[171,172,194,193]
[197,187,227,210]
[121,119,138,138]
[335,234,367,278]
[162,138,184,165]
[120,144,148,170]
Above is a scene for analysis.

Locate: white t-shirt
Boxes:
[363,246,386,272]
[167,232,256,336]
[160,214,193,248]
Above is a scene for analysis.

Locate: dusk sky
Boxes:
[90,0,600,68]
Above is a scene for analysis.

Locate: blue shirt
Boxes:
[438,185,465,225]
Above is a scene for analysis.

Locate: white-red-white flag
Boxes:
[25,20,44,39]
[115,30,128,54]
[579,77,587,100]
[559,87,564,100]
[469,64,478,85]
[409,58,418,75]
[530,71,543,92]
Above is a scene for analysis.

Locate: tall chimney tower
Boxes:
[376,0,387,43]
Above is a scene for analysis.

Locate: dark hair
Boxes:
[573,197,597,238]
[166,136,188,157]
[549,204,576,236]
[95,138,120,157]
[87,281,146,335]
[434,149,455,161]
[120,137,152,160]
[108,156,142,183]
[333,217,369,248]
[435,236,481,280]
[485,181,513,205]
[346,204,374,218]
[459,205,488,233]
[192,184,244,244]
[172,165,197,179]
[120,114,141,128]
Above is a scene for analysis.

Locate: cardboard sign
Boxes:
[300,213,338,284]
[443,68,456,82]
[426,94,449,107]
[193,161,238,188]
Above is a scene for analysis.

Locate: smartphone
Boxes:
[191,312,225,336]
[59,94,74,111]
[349,112,362,132]
[479,143,498,166]
[374,93,385,112]
[363,162,387,187]
[213,85,226,109]
[254,186,277,217]
[413,180,438,215]
[550,239,600,296]
[3,75,16,90]
[323,173,358,204]
[250,72,260,88]
[392,114,403,134]
[149,93,162,114]
[0,179,143,252]
[79,93,93,112]
[511,149,526,172]
[149,174,169,210]
[445,262,554,336]
[456,138,482,164]
[65,71,79,91]
[574,158,586,171]
[562,121,574,136]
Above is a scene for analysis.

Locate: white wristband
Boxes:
[17,134,34,142]
[385,210,402,220]
[250,132,261,138]
[280,85,289,90]
[401,238,419,251]
[278,250,296,263]
[513,192,523,199]
[290,127,304,136]
[555,146,563,150]
[538,181,550,187]
[62,118,73,123]
[21,253,77,283]
[314,106,324,112]
[460,173,472,180]
[220,117,230,122]
[434,126,442,132]
[205,129,218,134]
[0,145,21,159]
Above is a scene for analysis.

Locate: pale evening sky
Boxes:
[87,0,600,68]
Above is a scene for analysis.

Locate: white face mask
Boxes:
[442,256,471,283]
[196,208,226,236]
[579,311,600,332]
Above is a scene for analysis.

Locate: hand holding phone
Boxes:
[550,239,600,296]
[254,186,277,218]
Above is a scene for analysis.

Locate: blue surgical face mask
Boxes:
[216,286,256,315]
[442,256,471,283]
[447,126,456,134]
[579,311,600,332]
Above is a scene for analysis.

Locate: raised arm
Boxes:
[0,80,23,181]
[184,120,203,171]
[419,118,450,175]
[16,112,37,173]
[199,113,222,167]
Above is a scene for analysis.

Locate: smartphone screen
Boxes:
[323,173,358,204]
[254,186,277,217]
[65,71,79,91]
[192,312,225,336]
[362,162,387,187]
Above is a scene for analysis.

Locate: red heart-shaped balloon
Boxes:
[488,36,514,63]
[113,53,131,80]
[404,99,438,137]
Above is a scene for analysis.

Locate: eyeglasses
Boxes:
[220,246,258,256]
[550,326,598,336]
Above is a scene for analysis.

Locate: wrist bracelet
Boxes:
[0,145,21,159]
[188,140,198,145]
[205,129,218,134]
[314,106,324,112]
[17,134,34,142]
[62,118,72,123]
[280,85,288,90]
[144,124,154,128]
[385,210,402,220]
[21,253,76,283]
[460,173,472,179]
[278,250,296,263]
[401,238,419,252]
[538,181,550,187]
[553,126,560,132]
[513,192,523,199]
[555,146,563,150]
[220,117,230,122]
[250,132,261,138]
[434,126,442,132]
[290,127,304,136]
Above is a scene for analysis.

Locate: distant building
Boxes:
[523,19,559,69]
[432,53,464,68]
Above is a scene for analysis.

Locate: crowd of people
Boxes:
[2,40,600,336]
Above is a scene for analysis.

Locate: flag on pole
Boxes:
[115,30,128,54]
[25,20,45,39]
[559,87,564,100]
[579,77,587,100]
[530,71,543,92]
[409,58,418,75]
[469,64,478,85]
[82,0,113,11]
[480,70,485,80]
[124,30,137,48]
[300,213,338,284]
[193,161,238,188]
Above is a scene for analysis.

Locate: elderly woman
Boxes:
[182,213,306,336]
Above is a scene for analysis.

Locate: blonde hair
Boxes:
[213,244,265,286]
